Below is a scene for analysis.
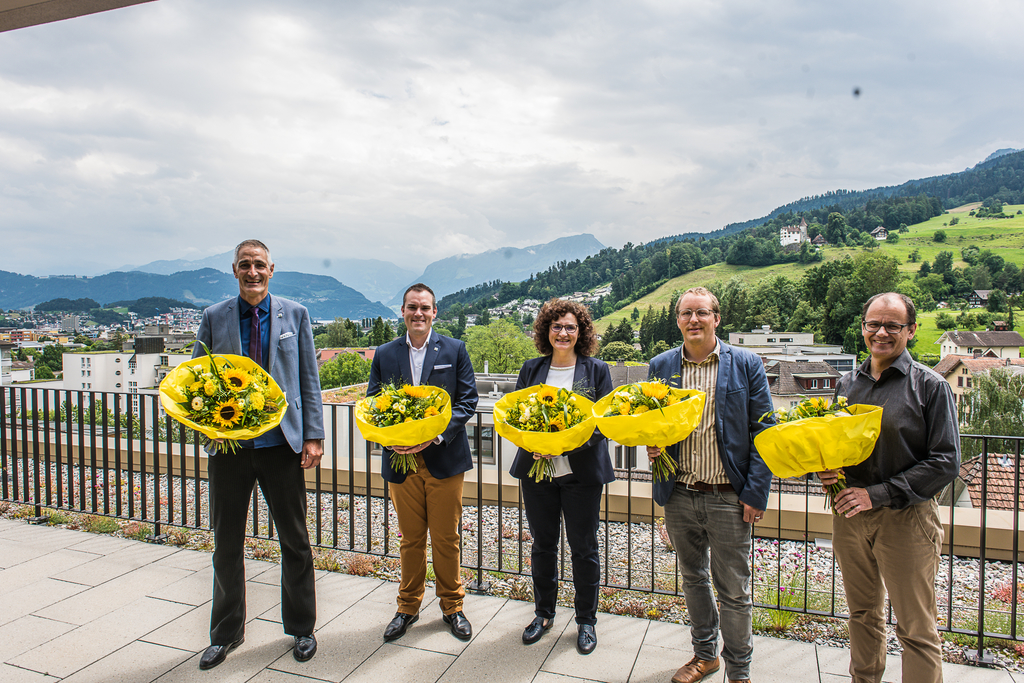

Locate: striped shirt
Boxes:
[676,340,728,485]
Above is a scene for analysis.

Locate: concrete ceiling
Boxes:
[0,0,156,33]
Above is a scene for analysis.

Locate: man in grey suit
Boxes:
[193,239,324,670]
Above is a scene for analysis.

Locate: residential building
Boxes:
[931,354,1024,404]
[10,360,35,382]
[764,360,842,410]
[60,315,81,334]
[811,234,827,246]
[62,350,190,414]
[0,341,13,385]
[935,330,1024,360]
[870,226,888,240]
[317,347,377,367]
[728,329,855,375]
[967,290,992,307]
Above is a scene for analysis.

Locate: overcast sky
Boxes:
[2,0,1022,276]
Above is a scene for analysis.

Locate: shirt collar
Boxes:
[238,294,270,316]
[405,331,431,351]
[855,348,913,379]
[682,338,721,365]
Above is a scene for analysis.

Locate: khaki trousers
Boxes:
[833,499,944,683]
[389,454,466,615]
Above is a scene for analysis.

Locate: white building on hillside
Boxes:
[779,218,809,246]
[62,350,190,414]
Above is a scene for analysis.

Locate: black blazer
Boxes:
[508,355,615,486]
[367,330,479,483]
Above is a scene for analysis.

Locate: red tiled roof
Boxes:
[933,355,1024,377]
[959,453,1024,510]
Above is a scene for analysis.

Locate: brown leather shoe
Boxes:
[728,679,751,683]
[672,656,720,683]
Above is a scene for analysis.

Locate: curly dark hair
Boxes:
[533,299,598,357]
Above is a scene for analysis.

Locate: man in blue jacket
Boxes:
[367,283,479,643]
[645,287,772,683]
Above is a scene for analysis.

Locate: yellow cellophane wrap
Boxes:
[492,385,597,455]
[752,404,883,479]
[159,354,288,441]
[592,389,706,448]
[354,388,452,448]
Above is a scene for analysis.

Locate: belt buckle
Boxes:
[682,481,701,492]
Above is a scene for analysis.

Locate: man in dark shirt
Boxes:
[819,292,959,683]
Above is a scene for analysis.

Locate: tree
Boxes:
[932,251,954,276]
[599,341,642,362]
[318,352,372,390]
[477,308,491,326]
[987,289,1008,314]
[961,368,1024,458]
[885,232,900,244]
[631,307,640,322]
[35,364,55,380]
[825,212,848,245]
[933,230,947,243]
[935,312,956,331]
[647,340,670,360]
[601,319,635,347]
[368,318,394,346]
[463,319,537,374]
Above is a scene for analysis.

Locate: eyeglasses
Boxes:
[678,308,715,320]
[550,324,578,333]
[862,320,912,334]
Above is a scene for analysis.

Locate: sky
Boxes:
[2,0,1022,276]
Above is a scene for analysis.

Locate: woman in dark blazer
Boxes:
[510,299,614,655]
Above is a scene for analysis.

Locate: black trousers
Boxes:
[207,445,316,644]
[520,472,603,625]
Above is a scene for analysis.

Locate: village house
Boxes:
[870,226,888,241]
[931,354,1024,404]
[935,329,1024,360]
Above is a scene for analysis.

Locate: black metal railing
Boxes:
[2,386,1021,665]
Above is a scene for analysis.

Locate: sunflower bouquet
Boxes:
[355,383,452,475]
[754,396,882,514]
[159,343,288,454]
[493,384,596,482]
[593,381,706,483]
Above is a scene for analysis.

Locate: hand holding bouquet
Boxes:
[754,396,882,514]
[592,381,705,483]
[355,383,452,474]
[493,384,596,482]
[159,343,288,454]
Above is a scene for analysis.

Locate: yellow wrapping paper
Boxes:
[592,389,706,448]
[752,404,883,478]
[159,354,288,441]
[355,388,452,447]
[493,385,596,455]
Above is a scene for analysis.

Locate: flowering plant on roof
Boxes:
[355,383,452,475]
[159,342,287,454]
[493,384,596,482]
[755,396,882,514]
[592,381,705,483]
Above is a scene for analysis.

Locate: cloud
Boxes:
[1,0,1022,276]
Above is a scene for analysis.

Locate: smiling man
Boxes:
[645,287,772,683]
[192,239,324,670]
[367,283,479,643]
[819,293,960,683]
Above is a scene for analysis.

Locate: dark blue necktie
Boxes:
[249,309,262,367]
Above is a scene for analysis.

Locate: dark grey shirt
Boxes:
[834,350,960,509]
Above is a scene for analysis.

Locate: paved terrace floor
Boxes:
[0,518,1017,683]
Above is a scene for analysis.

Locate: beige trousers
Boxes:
[389,454,466,615]
[833,499,944,683]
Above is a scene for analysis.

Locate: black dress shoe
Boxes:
[198,636,244,670]
[293,634,317,662]
[522,616,553,645]
[577,624,596,655]
[383,612,418,642]
[442,610,472,640]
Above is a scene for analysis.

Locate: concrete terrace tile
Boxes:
[641,619,692,652]
[141,602,214,653]
[360,579,405,606]
[0,523,90,549]
[66,533,137,555]
[60,640,193,683]
[0,615,76,663]
[627,643,695,683]
[33,564,193,626]
[147,566,214,606]
[943,662,1016,683]
[390,592,506,656]
[152,618,295,683]
[815,644,903,682]
[0,577,88,627]
[532,674,595,683]
[268,601,390,682]
[337,644,455,683]
[54,540,179,586]
[0,663,59,683]
[0,538,54,569]
[8,596,192,678]
[0,549,99,596]
[154,547,213,572]
[248,669,338,682]
[748,634,818,683]
[541,612,649,683]
[435,599,572,683]
[260,572,383,626]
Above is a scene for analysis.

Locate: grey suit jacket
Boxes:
[193,295,325,453]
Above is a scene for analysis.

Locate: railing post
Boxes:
[967,436,995,666]
[467,412,489,593]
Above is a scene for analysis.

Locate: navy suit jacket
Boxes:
[194,295,325,453]
[508,355,615,487]
[367,330,479,483]
[647,339,773,509]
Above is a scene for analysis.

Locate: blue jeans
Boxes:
[664,484,753,680]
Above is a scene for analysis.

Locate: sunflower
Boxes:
[537,386,559,405]
[548,414,565,432]
[640,382,669,401]
[424,406,439,417]
[402,384,433,399]
[223,368,251,391]
[212,398,243,428]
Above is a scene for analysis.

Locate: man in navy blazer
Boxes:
[367,283,478,643]
[192,240,324,670]
[645,287,772,683]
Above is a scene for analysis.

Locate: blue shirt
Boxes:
[237,295,287,449]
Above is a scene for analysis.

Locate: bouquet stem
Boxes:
[650,449,678,484]
[203,437,240,454]
[528,457,555,483]
[390,451,419,475]
[824,473,846,515]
